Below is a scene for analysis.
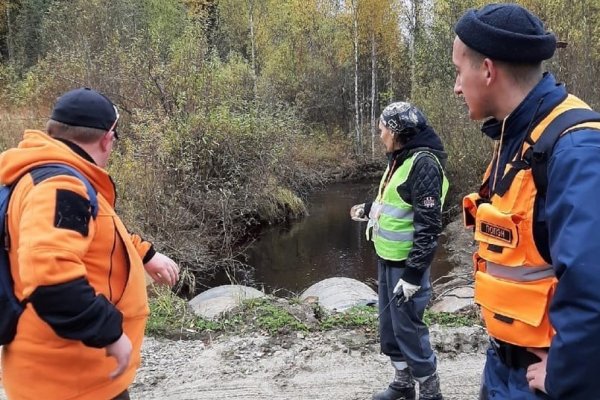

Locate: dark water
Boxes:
[244,182,454,295]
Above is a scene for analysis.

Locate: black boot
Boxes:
[372,367,416,400]
[372,386,416,400]
[418,372,443,400]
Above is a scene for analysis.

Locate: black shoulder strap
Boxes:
[531,108,600,196]
[29,164,99,218]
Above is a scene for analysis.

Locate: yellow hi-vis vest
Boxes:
[463,94,600,348]
[367,151,449,261]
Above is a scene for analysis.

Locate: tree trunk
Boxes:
[409,0,422,100]
[247,0,258,99]
[352,0,361,155]
[388,52,393,101]
[371,32,377,160]
[6,3,13,62]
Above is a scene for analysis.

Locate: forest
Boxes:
[1,0,598,291]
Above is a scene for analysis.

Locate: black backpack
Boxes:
[0,164,98,345]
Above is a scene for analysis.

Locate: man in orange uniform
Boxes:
[453,3,600,399]
[0,88,180,400]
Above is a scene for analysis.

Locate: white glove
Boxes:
[350,203,367,221]
[393,279,421,301]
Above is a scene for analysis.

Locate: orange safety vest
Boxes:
[463,94,600,348]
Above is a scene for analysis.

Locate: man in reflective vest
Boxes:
[351,102,449,400]
[453,3,600,399]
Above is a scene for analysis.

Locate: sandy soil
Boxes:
[0,327,486,400]
[129,330,485,400]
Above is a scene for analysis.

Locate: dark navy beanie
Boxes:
[51,88,118,133]
[454,3,556,63]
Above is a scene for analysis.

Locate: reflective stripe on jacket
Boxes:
[368,151,448,261]
[463,94,600,348]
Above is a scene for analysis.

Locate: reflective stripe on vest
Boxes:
[379,203,414,220]
[375,227,414,242]
[368,201,415,220]
[368,151,448,261]
[485,261,555,282]
[466,94,600,348]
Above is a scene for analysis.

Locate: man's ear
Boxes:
[99,132,113,152]
[483,58,496,86]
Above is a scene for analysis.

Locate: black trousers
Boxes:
[112,389,130,400]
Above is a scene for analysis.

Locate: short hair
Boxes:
[46,119,106,144]
[464,45,485,68]
[464,45,543,88]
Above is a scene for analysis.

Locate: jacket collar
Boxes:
[387,125,447,167]
[55,138,96,164]
[481,73,567,140]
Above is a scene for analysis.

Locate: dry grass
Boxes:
[0,108,48,151]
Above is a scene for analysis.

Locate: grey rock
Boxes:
[300,277,378,312]
[189,284,266,320]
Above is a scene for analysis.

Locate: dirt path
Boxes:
[0,330,485,400]
[130,328,486,400]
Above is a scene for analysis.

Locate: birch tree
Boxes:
[351,0,361,155]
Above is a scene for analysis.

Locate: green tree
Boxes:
[6,0,53,70]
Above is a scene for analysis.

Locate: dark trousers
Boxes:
[112,390,131,400]
[378,259,436,378]
[480,347,552,400]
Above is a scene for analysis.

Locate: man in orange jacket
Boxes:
[0,87,180,400]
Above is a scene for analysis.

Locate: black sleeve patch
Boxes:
[54,189,92,237]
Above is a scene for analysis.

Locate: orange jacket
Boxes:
[0,130,151,400]
[463,95,600,348]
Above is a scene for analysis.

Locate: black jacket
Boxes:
[366,126,447,286]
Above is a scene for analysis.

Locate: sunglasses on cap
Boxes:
[107,105,120,140]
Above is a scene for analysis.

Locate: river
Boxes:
[243,181,454,295]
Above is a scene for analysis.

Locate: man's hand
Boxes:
[144,252,180,287]
[350,203,367,221]
[106,333,132,379]
[393,279,420,301]
[526,348,548,394]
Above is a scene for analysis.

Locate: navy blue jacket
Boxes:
[483,73,600,399]
[545,100,600,400]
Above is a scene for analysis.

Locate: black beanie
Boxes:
[454,3,556,63]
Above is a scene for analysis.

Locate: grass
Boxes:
[0,108,47,152]
[424,310,480,328]
[146,286,220,339]
[146,292,479,339]
[319,305,378,330]
[257,183,308,224]
[237,298,309,335]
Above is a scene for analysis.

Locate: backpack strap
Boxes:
[530,108,600,196]
[0,164,99,345]
[29,164,98,218]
